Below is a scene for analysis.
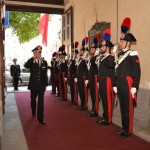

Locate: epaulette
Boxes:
[129,50,138,56]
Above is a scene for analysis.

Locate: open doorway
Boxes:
[4,11,62,92]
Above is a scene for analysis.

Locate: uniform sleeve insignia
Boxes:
[136,59,140,63]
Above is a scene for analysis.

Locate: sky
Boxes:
[4,14,62,70]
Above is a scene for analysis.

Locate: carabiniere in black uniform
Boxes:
[116,49,141,136]
[76,56,88,110]
[115,33,141,137]
[97,38,116,126]
[59,58,68,101]
[53,58,61,96]
[24,57,48,123]
[88,55,99,116]
[98,53,115,125]
[68,57,77,105]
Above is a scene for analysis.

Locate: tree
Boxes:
[8,11,40,43]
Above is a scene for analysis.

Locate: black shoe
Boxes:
[38,120,46,125]
[58,97,63,100]
[32,112,36,117]
[50,91,56,94]
[116,129,124,135]
[74,102,78,106]
[99,120,112,126]
[55,94,61,97]
[77,106,84,111]
[69,101,74,105]
[88,112,98,117]
[96,118,104,123]
[119,130,130,138]
[59,98,66,101]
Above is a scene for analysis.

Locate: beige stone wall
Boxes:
[65,0,150,129]
[65,0,150,89]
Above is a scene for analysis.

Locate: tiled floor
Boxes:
[3,92,28,150]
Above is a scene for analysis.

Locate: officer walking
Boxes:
[24,45,48,125]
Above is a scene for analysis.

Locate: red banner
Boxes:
[38,14,49,46]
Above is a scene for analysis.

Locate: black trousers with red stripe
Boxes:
[99,77,113,123]
[116,76,134,134]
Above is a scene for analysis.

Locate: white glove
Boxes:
[74,78,77,83]
[85,80,88,86]
[97,82,99,88]
[64,78,67,81]
[131,87,137,97]
[94,49,100,56]
[112,45,118,53]
[113,87,118,93]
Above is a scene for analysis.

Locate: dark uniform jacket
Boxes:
[116,50,141,89]
[10,64,20,78]
[76,58,88,79]
[98,55,115,85]
[68,59,77,80]
[53,59,59,74]
[88,56,98,76]
[24,57,48,91]
[59,60,68,77]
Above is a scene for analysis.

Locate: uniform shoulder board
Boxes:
[129,50,138,56]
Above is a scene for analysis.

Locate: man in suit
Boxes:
[10,58,21,91]
[24,45,48,125]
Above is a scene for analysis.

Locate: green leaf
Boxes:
[8,12,41,44]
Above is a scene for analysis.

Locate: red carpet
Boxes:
[15,92,150,150]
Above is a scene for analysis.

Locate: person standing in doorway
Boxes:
[24,45,48,125]
[10,58,21,91]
